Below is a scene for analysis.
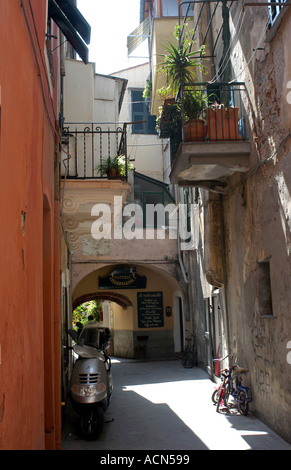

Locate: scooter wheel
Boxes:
[80,407,104,440]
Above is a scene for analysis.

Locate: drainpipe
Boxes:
[219,1,231,85]
[59,33,66,128]
[219,193,231,355]
[178,242,190,284]
[206,1,216,79]
[177,200,190,284]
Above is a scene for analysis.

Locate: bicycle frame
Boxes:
[213,355,253,414]
[229,370,253,404]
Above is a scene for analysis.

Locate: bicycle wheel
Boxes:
[182,351,195,368]
[216,388,224,412]
[212,389,220,404]
[237,389,249,416]
[224,383,230,406]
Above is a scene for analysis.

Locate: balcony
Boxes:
[162,83,251,193]
[61,123,130,180]
[61,123,131,252]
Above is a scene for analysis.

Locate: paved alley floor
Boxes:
[61,358,291,451]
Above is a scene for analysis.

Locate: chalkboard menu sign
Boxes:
[137,292,164,328]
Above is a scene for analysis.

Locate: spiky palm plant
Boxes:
[159,24,205,95]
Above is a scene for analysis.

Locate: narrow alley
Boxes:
[1,0,291,451]
[61,359,291,451]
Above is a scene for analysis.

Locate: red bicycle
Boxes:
[212,367,231,412]
[212,354,253,415]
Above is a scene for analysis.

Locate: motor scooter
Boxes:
[67,322,113,440]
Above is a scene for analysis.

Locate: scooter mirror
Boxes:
[68,329,78,341]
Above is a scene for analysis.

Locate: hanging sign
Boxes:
[137,292,164,328]
[99,266,147,290]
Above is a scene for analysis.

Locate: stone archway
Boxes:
[73,291,132,310]
[72,263,184,359]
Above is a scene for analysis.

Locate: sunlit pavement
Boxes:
[61,358,291,451]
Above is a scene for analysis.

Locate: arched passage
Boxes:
[73,292,132,310]
[72,263,184,359]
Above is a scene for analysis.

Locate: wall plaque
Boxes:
[99,266,147,290]
[137,291,164,328]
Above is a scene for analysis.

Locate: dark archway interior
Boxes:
[73,291,132,310]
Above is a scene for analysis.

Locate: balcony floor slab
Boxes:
[170,141,251,190]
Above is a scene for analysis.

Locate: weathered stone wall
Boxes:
[221,5,291,442]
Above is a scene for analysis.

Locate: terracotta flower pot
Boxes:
[184,119,207,142]
[206,107,241,141]
[106,168,119,178]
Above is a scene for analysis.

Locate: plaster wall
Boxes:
[0,0,60,449]
[64,59,126,124]
[113,63,164,181]
[150,17,178,116]
[214,5,291,442]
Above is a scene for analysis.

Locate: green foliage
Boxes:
[95,155,134,177]
[142,78,152,100]
[72,301,102,328]
[182,89,208,121]
[158,23,206,95]
[157,85,172,100]
[118,154,134,176]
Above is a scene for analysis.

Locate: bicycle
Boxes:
[182,330,196,368]
[212,355,253,415]
[212,362,231,412]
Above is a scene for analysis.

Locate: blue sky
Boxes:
[77,0,149,74]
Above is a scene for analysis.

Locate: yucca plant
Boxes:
[158,24,205,95]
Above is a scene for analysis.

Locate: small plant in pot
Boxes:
[182,89,208,142]
[95,155,134,178]
[95,156,120,178]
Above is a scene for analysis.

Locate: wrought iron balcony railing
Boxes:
[158,82,248,162]
[61,123,128,180]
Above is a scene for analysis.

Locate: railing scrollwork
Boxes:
[61,123,128,180]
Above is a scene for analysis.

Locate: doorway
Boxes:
[204,290,223,377]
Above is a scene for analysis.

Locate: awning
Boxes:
[48,0,91,64]
[127,17,150,56]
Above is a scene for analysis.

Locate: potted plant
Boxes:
[183,89,208,142]
[157,24,206,142]
[206,102,241,141]
[117,154,134,177]
[157,85,175,106]
[156,98,180,138]
[158,24,206,97]
[95,156,120,178]
[95,155,134,178]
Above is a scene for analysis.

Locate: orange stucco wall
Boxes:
[0,1,61,449]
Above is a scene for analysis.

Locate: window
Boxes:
[131,90,157,135]
[134,172,175,228]
[257,259,274,317]
[269,0,286,25]
[162,0,191,17]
